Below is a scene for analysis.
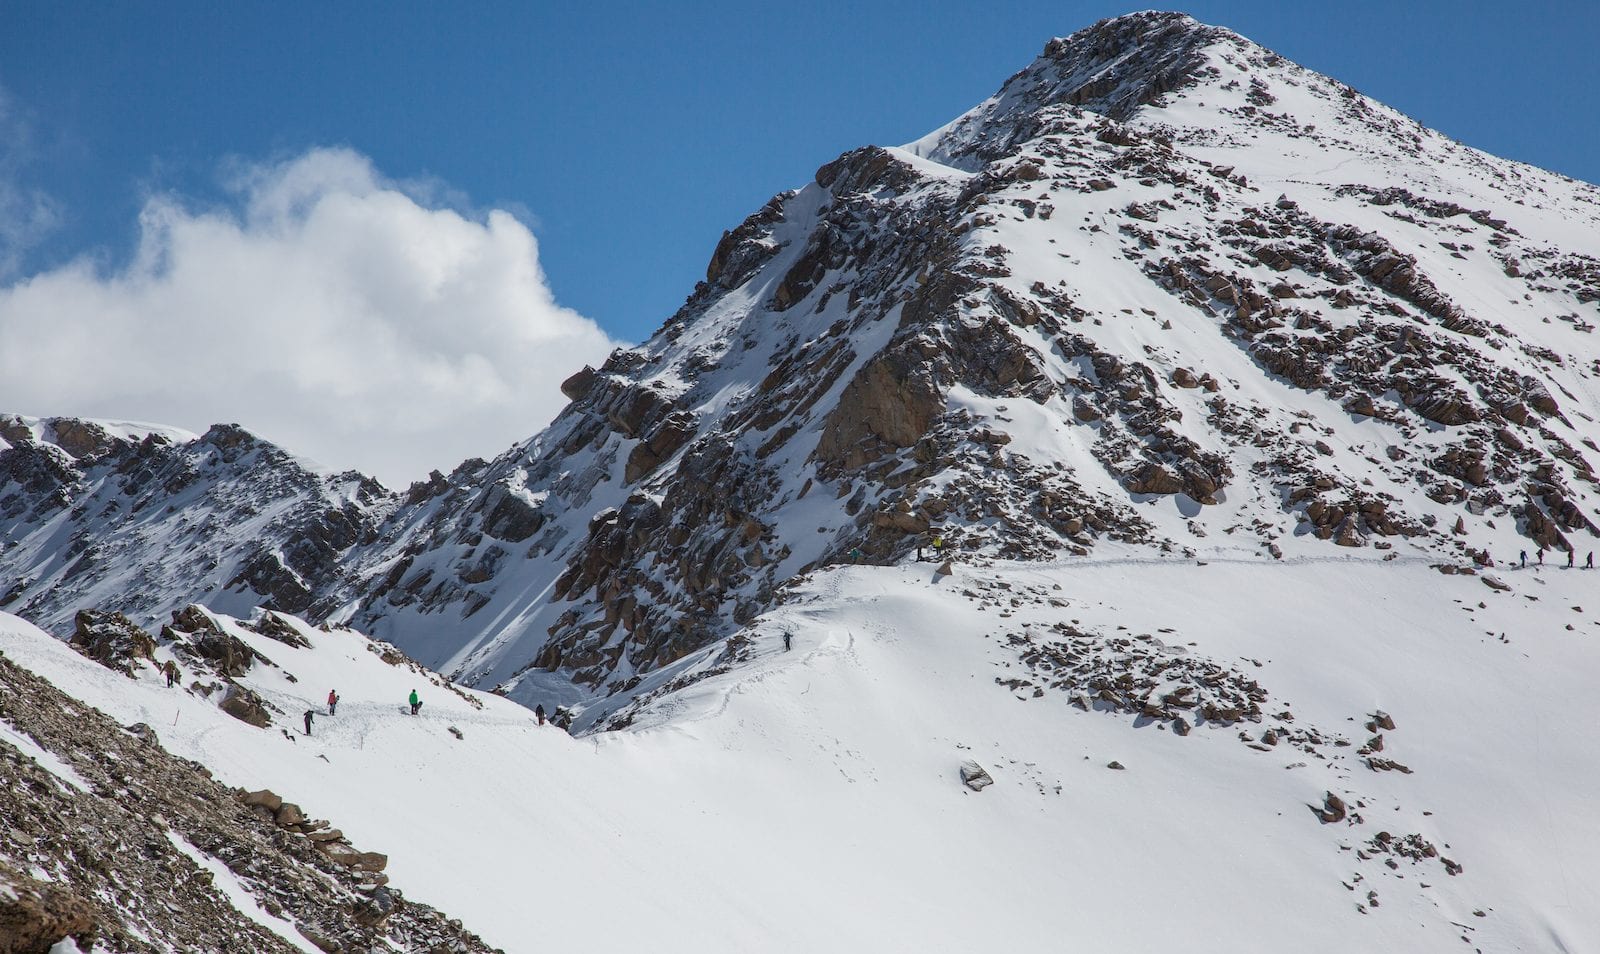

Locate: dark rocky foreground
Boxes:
[0,646,501,954]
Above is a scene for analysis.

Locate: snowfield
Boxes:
[5,549,1597,952]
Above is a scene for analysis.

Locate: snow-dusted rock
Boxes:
[959,760,994,791]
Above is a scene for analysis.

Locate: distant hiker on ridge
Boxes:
[303,709,314,736]
[409,689,422,716]
[1588,552,1594,570]
[783,631,793,652]
[1520,550,1527,568]
[327,689,339,716]
[535,704,546,726]
[163,659,179,688]
[1538,548,1545,565]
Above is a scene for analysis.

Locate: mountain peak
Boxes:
[1038,11,1234,105]
[907,11,1247,168]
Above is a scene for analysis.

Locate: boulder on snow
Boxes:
[218,683,271,728]
[958,760,994,791]
[1316,791,1346,824]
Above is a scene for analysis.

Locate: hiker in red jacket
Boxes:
[327,689,339,716]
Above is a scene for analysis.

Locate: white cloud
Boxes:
[0,147,619,488]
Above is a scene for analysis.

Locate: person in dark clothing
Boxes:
[327,689,339,716]
[1569,549,1576,568]
[1538,548,1545,565]
[163,660,179,688]
[1520,550,1527,568]
[303,710,314,736]
[409,690,422,715]
[535,704,546,726]
[782,631,793,652]
[1588,552,1595,570]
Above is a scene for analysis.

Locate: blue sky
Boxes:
[1,1,1596,484]
[5,1,1597,343]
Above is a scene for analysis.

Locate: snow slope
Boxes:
[5,545,1596,952]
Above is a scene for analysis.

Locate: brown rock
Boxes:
[241,789,283,812]
[1318,791,1347,824]
[559,365,598,402]
[815,354,943,468]
[1126,462,1184,496]
[69,610,156,676]
[218,684,271,728]
[0,861,97,954]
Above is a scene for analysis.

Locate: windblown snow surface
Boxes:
[4,546,1598,952]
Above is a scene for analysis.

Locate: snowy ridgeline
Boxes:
[3,550,1598,952]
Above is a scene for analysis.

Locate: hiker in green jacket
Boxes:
[409,689,422,716]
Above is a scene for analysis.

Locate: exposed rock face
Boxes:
[0,418,395,634]
[69,609,155,676]
[0,647,502,953]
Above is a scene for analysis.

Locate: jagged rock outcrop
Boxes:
[68,609,155,676]
[0,417,395,634]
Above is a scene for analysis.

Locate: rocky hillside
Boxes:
[0,415,394,633]
[7,12,1600,729]
[0,633,500,953]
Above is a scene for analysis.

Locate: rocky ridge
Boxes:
[0,415,394,633]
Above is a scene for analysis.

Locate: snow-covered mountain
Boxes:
[330,9,1600,726]
[8,11,1600,715]
[8,13,1600,725]
[0,414,394,630]
[7,16,1600,949]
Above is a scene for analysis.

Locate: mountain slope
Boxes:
[305,11,1600,727]
[6,13,1600,951]
[0,414,395,632]
[6,14,1600,724]
[5,547,1599,951]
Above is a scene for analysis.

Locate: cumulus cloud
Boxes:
[0,147,619,487]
